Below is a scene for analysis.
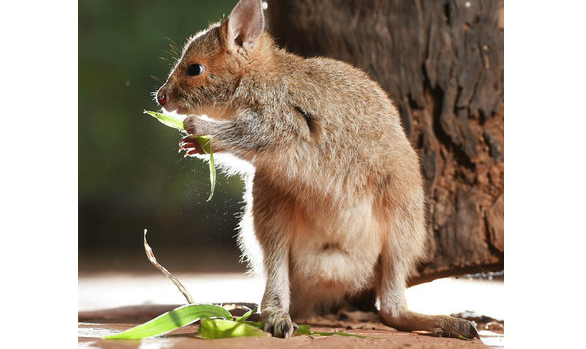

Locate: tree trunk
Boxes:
[267,0,504,285]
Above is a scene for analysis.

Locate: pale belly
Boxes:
[288,202,384,306]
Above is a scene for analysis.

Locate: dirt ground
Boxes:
[78,271,503,348]
[78,304,503,348]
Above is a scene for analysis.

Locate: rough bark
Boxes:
[267,0,504,285]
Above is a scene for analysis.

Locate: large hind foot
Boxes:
[381,311,480,339]
[430,315,480,339]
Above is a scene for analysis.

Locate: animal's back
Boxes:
[241,52,425,317]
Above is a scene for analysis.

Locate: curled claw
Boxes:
[179,136,205,156]
[178,143,192,152]
[179,136,196,146]
[185,149,203,157]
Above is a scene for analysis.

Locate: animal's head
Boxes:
[155,0,266,118]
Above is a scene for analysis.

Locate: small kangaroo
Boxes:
[156,0,479,339]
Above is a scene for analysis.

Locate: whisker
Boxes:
[160,56,175,64]
[168,45,179,57]
[163,49,178,61]
[166,37,181,55]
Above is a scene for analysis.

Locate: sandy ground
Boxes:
[78,273,504,348]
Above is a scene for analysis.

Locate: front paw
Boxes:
[183,116,201,136]
[178,136,204,157]
[262,310,297,338]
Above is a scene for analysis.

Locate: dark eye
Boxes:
[186,64,205,76]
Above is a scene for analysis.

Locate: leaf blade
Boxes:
[196,136,216,201]
[144,110,184,130]
[296,324,312,335]
[104,304,232,340]
[199,319,267,339]
[235,306,257,322]
[294,325,383,339]
[144,110,216,200]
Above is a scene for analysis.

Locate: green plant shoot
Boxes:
[103,303,266,340]
[104,304,232,340]
[199,318,268,339]
[145,110,216,201]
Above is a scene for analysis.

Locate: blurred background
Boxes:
[79,0,504,280]
[79,0,247,274]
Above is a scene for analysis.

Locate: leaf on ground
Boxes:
[235,306,258,322]
[199,318,268,339]
[296,324,311,335]
[104,304,232,340]
[242,321,264,330]
[295,324,382,339]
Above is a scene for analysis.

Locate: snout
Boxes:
[156,89,167,107]
[156,86,180,112]
[155,85,185,114]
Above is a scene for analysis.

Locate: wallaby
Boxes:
[155,0,479,339]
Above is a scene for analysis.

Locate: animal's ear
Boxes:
[223,0,264,51]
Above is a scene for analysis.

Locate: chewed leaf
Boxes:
[199,319,267,339]
[144,110,216,200]
[235,306,258,322]
[242,321,264,330]
[196,136,216,201]
[144,110,184,130]
[309,330,377,339]
[296,324,311,335]
[104,304,232,340]
[294,324,382,339]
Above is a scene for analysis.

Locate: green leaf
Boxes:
[104,304,232,340]
[144,110,184,130]
[199,319,267,339]
[310,330,375,339]
[242,321,264,330]
[296,324,311,335]
[144,110,217,200]
[196,136,216,201]
[235,306,257,322]
[294,324,382,339]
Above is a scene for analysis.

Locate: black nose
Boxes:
[157,91,167,106]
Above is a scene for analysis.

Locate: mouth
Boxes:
[162,105,188,115]
[165,104,206,117]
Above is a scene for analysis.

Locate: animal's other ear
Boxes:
[224,0,264,51]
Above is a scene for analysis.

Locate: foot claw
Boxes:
[262,310,294,338]
[469,323,480,339]
[432,327,443,337]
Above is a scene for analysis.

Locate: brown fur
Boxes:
[156,0,479,339]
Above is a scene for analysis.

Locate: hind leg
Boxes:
[377,193,479,339]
